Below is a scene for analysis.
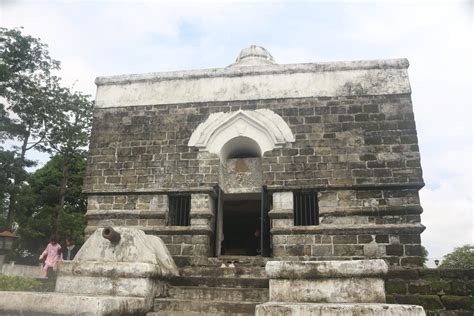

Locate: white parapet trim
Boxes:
[94,58,411,108]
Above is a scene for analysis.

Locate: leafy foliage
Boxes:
[0,27,92,234]
[0,26,61,149]
[439,245,474,269]
[44,87,93,234]
[421,245,429,266]
[10,154,87,264]
[0,148,34,225]
[0,274,43,291]
[46,88,93,157]
[0,27,64,229]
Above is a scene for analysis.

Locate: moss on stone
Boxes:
[385,280,407,294]
[467,280,474,293]
[430,281,451,294]
[386,268,419,280]
[392,294,420,305]
[441,295,471,310]
[417,295,443,310]
[419,268,440,282]
[408,281,431,294]
[385,295,396,304]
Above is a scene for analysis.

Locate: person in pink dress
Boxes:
[39,235,62,279]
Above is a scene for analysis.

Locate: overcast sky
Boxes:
[1,0,472,266]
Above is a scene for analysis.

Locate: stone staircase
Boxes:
[147,257,269,316]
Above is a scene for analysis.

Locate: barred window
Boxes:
[168,195,191,226]
[293,192,319,226]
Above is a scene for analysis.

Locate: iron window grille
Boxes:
[168,195,191,226]
[293,191,319,226]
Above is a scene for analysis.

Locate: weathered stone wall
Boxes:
[220,158,262,194]
[385,268,473,315]
[272,232,423,267]
[84,94,422,192]
[270,189,423,266]
[84,94,424,266]
[86,193,214,266]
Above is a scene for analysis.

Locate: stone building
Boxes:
[84,46,425,267]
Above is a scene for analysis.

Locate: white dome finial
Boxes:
[230,45,275,67]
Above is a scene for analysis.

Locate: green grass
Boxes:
[0,274,43,291]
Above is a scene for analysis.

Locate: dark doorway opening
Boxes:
[222,197,261,256]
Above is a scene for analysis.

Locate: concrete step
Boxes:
[168,286,269,302]
[179,265,267,278]
[153,298,259,315]
[170,276,269,288]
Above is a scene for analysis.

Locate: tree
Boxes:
[0,149,34,228]
[0,27,62,229]
[12,154,87,264]
[421,245,429,266]
[44,87,93,234]
[439,245,474,269]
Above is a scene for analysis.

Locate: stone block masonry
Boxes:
[385,268,474,315]
[84,95,423,193]
[270,190,424,266]
[84,46,425,267]
[86,193,215,266]
[84,93,425,266]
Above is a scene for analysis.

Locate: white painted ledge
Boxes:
[265,259,388,279]
[94,59,411,108]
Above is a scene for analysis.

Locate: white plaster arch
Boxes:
[188,109,295,158]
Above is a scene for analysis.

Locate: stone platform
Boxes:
[256,259,426,316]
[0,291,147,315]
[255,302,426,316]
[266,260,388,303]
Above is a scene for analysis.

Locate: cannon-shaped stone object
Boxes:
[102,226,121,244]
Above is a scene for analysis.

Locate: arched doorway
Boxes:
[188,109,295,258]
[217,137,264,257]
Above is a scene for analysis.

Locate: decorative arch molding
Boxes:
[188,109,295,158]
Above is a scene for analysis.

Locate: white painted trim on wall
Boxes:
[94,59,411,108]
[188,109,295,158]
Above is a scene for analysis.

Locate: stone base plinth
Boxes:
[266,260,388,303]
[56,261,168,299]
[0,291,147,315]
[255,302,426,316]
[270,278,386,303]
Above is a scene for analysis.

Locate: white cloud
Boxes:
[59,57,97,96]
[419,145,473,262]
[420,173,473,264]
